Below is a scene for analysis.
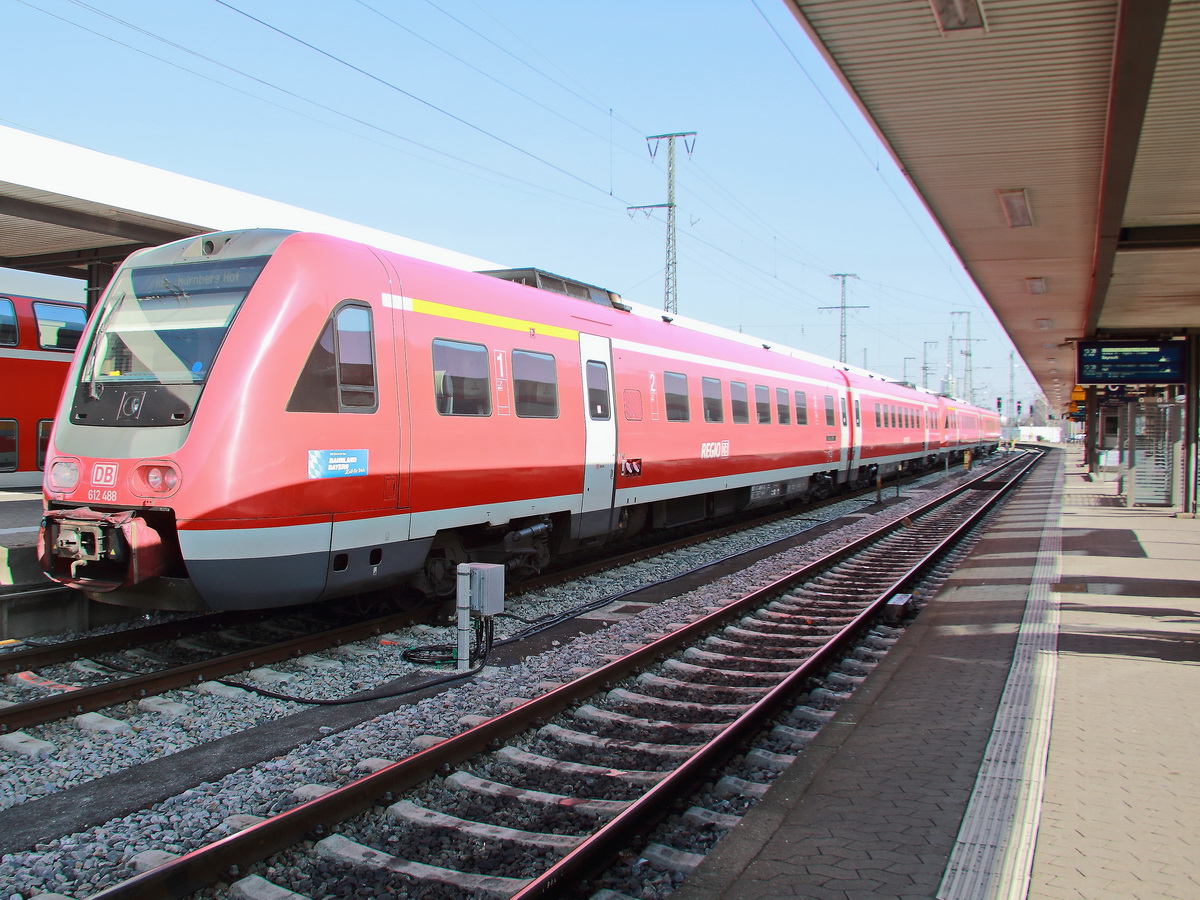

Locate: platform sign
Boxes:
[1076,341,1186,385]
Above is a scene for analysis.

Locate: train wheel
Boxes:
[421,552,459,598]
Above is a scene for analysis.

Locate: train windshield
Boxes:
[81,257,268,389]
[70,256,270,427]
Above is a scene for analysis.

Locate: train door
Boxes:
[849,395,862,469]
[380,273,411,512]
[578,333,617,537]
[838,391,851,468]
[832,371,852,477]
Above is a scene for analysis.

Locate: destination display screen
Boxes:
[1075,341,1187,385]
[131,256,270,300]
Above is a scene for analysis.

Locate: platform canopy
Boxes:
[785,0,1199,409]
[0,125,499,301]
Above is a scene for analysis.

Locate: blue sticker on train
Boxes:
[308,449,369,479]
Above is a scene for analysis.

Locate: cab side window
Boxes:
[287,303,378,413]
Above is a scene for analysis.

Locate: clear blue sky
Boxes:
[4,0,1041,407]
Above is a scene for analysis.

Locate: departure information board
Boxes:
[1076,341,1187,385]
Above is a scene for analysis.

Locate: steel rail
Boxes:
[513,450,1040,897]
[0,609,419,733]
[0,469,908,670]
[0,608,285,677]
[6,457,987,670]
[515,458,976,595]
[86,451,1037,900]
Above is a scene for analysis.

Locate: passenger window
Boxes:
[776,388,790,425]
[586,361,610,420]
[512,350,558,418]
[0,299,17,346]
[288,303,378,413]
[794,391,808,425]
[875,403,882,427]
[755,385,771,424]
[701,377,724,423]
[0,420,14,472]
[664,371,689,422]
[37,420,52,470]
[731,381,749,424]
[433,338,491,416]
[824,395,836,427]
[33,302,86,351]
[623,389,643,421]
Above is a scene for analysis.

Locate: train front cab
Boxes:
[39,230,424,610]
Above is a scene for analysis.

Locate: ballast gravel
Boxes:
[0,459,1009,898]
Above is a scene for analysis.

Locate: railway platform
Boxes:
[0,487,43,592]
[675,445,1200,900]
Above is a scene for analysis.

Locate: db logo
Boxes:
[91,463,119,486]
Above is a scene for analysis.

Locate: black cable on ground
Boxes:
[215,665,482,706]
[223,615,498,705]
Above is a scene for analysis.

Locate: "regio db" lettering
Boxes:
[700,440,730,459]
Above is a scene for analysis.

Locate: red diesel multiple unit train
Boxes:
[1,292,87,489]
[39,229,1000,611]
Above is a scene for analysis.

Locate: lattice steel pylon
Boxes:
[821,273,863,364]
[629,131,696,315]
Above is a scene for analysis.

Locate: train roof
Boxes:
[477,262,965,401]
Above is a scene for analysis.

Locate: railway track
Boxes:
[0,459,968,738]
[0,606,434,734]
[78,450,1037,900]
[0,459,999,854]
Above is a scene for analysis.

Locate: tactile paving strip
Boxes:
[938,461,1063,900]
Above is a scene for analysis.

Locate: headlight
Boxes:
[135,462,181,496]
[48,460,80,492]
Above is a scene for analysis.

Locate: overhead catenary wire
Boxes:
[12,0,1020,382]
[212,0,631,203]
[25,0,620,214]
[28,0,886,338]
[747,0,988,309]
